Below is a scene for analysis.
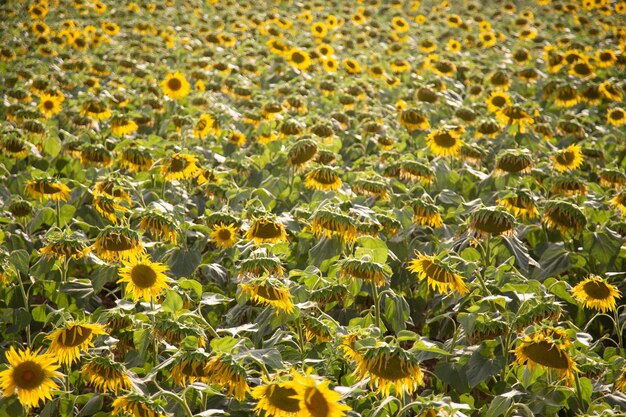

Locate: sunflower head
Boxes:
[494,148,533,176]
[288,138,318,168]
[93,226,144,262]
[170,350,212,386]
[340,257,389,287]
[25,178,71,202]
[1,136,31,159]
[550,176,587,197]
[206,353,250,400]
[7,198,33,218]
[46,322,108,365]
[291,369,351,417]
[40,231,91,260]
[407,251,469,295]
[161,71,191,100]
[469,206,516,237]
[355,345,424,396]
[238,251,285,278]
[117,255,170,302]
[571,275,621,313]
[399,160,434,184]
[425,128,463,157]
[153,314,206,348]
[311,208,357,243]
[112,393,166,417]
[120,146,154,172]
[252,377,301,417]
[138,211,178,244]
[211,223,238,249]
[542,200,587,235]
[497,189,538,220]
[412,198,443,228]
[304,165,343,192]
[246,218,288,244]
[552,144,584,172]
[352,178,390,200]
[160,153,201,181]
[82,355,131,394]
[599,169,626,189]
[240,276,295,315]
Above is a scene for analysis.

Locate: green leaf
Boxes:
[77,394,103,417]
[162,290,184,313]
[466,345,507,388]
[531,244,571,281]
[58,204,76,228]
[9,249,30,274]
[179,278,203,299]
[355,236,389,264]
[168,248,202,278]
[31,305,49,322]
[42,134,61,157]
[581,230,622,271]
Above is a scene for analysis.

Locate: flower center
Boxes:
[522,341,570,370]
[253,221,283,238]
[131,264,157,288]
[44,100,54,110]
[305,386,330,417]
[167,77,182,91]
[582,280,610,300]
[268,384,300,412]
[217,228,232,241]
[58,326,93,347]
[433,132,457,148]
[291,52,305,64]
[368,354,414,380]
[13,361,45,389]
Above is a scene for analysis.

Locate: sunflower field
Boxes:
[1,0,626,416]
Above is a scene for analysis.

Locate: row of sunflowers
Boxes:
[1,0,626,416]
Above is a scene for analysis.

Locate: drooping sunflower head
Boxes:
[0,346,63,408]
[93,226,144,263]
[93,193,128,223]
[514,327,577,385]
[311,208,357,243]
[252,376,301,417]
[497,189,538,220]
[246,217,288,244]
[288,138,318,169]
[552,144,584,172]
[82,355,131,394]
[494,148,533,176]
[340,257,389,287]
[93,178,131,204]
[424,128,463,157]
[40,230,91,260]
[240,277,295,315]
[571,275,621,313]
[170,350,212,386]
[238,251,285,278]
[412,198,443,228]
[291,369,351,417]
[135,211,176,244]
[160,152,201,181]
[611,191,626,215]
[615,366,626,393]
[206,353,250,400]
[1,136,31,159]
[46,322,107,366]
[550,176,587,197]
[469,206,516,237]
[599,168,626,189]
[112,393,166,417]
[25,178,71,202]
[407,251,469,295]
[81,99,111,121]
[399,108,430,131]
[304,165,343,192]
[120,146,154,172]
[7,198,33,218]
[117,255,170,302]
[355,345,424,396]
[352,178,391,201]
[495,105,534,133]
[153,314,206,348]
[399,160,434,184]
[542,200,587,235]
[161,71,191,100]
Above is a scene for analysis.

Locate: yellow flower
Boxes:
[342,58,361,74]
[311,22,327,38]
[161,71,191,100]
[211,223,238,249]
[304,166,342,192]
[206,354,250,400]
[542,200,587,235]
[240,278,295,315]
[170,350,212,386]
[0,347,62,408]
[82,356,131,394]
[287,49,312,71]
[112,394,165,417]
[193,114,221,138]
[246,218,288,244]
[486,92,511,113]
[407,252,469,295]
[495,106,534,133]
[117,256,170,302]
[571,275,621,313]
[252,378,301,417]
[291,369,351,417]
[425,128,463,157]
[47,322,108,366]
[139,211,178,244]
[38,93,63,118]
[92,226,144,263]
[160,153,201,181]
[514,328,577,385]
[111,117,138,137]
[311,209,357,243]
[354,345,424,396]
[25,179,71,203]
[552,144,584,172]
[607,108,626,126]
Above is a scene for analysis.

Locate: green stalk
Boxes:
[372,283,382,331]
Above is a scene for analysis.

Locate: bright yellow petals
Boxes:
[252,379,301,417]
[117,256,170,302]
[161,71,191,100]
[211,223,238,249]
[240,278,295,315]
[514,328,577,385]
[552,145,584,172]
[571,275,621,313]
[25,179,71,203]
[246,218,288,244]
[354,346,424,396]
[82,356,131,394]
[0,347,63,408]
[38,93,63,118]
[160,153,201,181]
[46,322,108,366]
[407,252,469,295]
[425,128,463,157]
[291,370,351,417]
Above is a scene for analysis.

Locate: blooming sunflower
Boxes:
[211,223,238,249]
[46,322,107,366]
[38,93,63,118]
[407,252,469,295]
[287,49,311,71]
[291,369,351,417]
[571,275,621,313]
[486,92,511,113]
[82,355,131,394]
[514,327,577,385]
[246,218,288,244]
[252,377,301,417]
[92,226,144,262]
[0,347,62,408]
[193,113,221,138]
[552,144,584,172]
[354,345,424,396]
[112,394,166,417]
[160,153,201,181]
[25,178,71,202]
[304,166,342,192]
[240,277,295,315]
[425,128,463,157]
[161,71,190,100]
[607,108,626,126]
[495,105,534,133]
[117,255,170,302]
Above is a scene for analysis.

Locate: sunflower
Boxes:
[120,146,154,172]
[311,22,327,38]
[407,252,469,295]
[600,169,626,189]
[117,255,170,302]
[311,209,357,243]
[25,178,71,202]
[112,394,166,417]
[340,257,389,287]
[304,166,342,192]
[425,128,463,157]
[161,71,190,100]
[211,223,238,249]
[610,191,626,215]
[80,144,113,168]
[206,354,250,400]
[81,100,111,121]
[139,211,178,244]
[291,369,351,417]
[111,117,138,137]
[554,85,579,108]
[82,356,131,394]
[160,153,201,181]
[352,178,390,200]
[38,93,63,118]
[607,108,626,126]
[514,328,577,385]
[497,190,538,220]
[0,347,62,408]
[469,206,516,237]
[287,49,312,71]
[616,367,626,393]
[170,350,212,386]
[1,136,31,159]
[599,81,623,101]
[40,233,91,260]
[47,322,107,366]
[193,113,221,138]
[92,226,144,262]
[495,105,534,133]
[542,200,587,235]
[398,161,434,184]
[552,144,584,172]
[252,377,301,417]
[571,275,621,313]
[354,345,424,396]
[412,199,443,228]
[240,277,295,314]
[288,139,318,169]
[342,58,362,74]
[399,108,430,131]
[246,218,288,244]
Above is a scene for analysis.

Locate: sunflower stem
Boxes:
[150,297,159,363]
[56,200,61,228]
[574,371,586,413]
[372,283,382,331]
[154,390,193,417]
[613,309,623,352]
[16,272,31,346]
